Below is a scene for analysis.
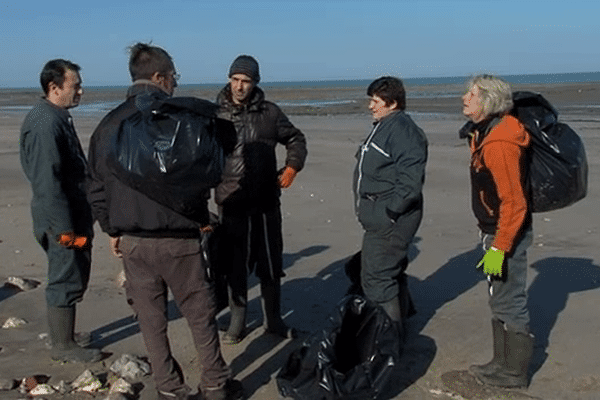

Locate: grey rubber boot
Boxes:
[260,279,295,338]
[469,318,506,377]
[223,289,247,345]
[47,306,102,363]
[474,326,534,388]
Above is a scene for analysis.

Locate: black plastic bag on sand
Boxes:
[276,295,401,400]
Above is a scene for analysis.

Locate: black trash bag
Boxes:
[276,295,401,400]
[511,91,588,213]
[108,96,236,223]
[200,213,229,313]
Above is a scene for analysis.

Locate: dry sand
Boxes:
[0,82,599,399]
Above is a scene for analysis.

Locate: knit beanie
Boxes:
[228,55,260,83]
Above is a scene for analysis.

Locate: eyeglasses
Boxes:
[162,72,180,81]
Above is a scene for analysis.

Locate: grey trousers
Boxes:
[481,227,533,334]
[361,206,422,304]
[120,236,231,393]
[37,229,91,307]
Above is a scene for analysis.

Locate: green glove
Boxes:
[477,247,505,276]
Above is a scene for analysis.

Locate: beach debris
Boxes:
[54,380,72,395]
[109,354,151,380]
[102,393,130,400]
[19,376,46,394]
[0,378,16,391]
[6,276,40,291]
[71,369,102,392]
[108,377,134,396]
[30,383,56,396]
[2,317,27,329]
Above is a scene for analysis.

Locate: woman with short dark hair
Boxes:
[353,76,428,339]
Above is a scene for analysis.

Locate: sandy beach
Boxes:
[0,81,599,400]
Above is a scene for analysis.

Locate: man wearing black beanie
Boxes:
[215,55,307,344]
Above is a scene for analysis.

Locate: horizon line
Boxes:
[2,71,600,90]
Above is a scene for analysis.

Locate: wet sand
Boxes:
[0,82,599,399]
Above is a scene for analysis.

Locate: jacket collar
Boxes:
[373,109,403,125]
[126,80,170,99]
[40,97,71,119]
[217,83,265,112]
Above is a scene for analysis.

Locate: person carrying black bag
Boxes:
[87,42,242,400]
[461,74,534,389]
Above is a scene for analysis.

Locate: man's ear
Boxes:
[389,100,398,110]
[47,81,59,95]
[149,71,162,85]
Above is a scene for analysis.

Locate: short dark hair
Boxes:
[40,59,81,95]
[367,76,406,111]
[128,42,174,81]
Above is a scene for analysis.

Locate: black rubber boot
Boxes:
[260,279,295,339]
[474,326,534,389]
[203,379,244,400]
[378,296,405,341]
[469,318,506,378]
[398,273,417,319]
[47,306,102,363]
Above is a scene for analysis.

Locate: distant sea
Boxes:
[1,72,599,115]
[261,71,600,88]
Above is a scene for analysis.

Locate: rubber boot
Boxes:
[398,274,417,320]
[469,318,506,378]
[475,326,534,388]
[223,290,247,345]
[47,306,102,363]
[260,279,295,338]
[378,296,405,342]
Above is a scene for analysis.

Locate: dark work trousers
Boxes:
[360,206,423,304]
[481,226,533,334]
[219,206,284,308]
[37,230,91,307]
[119,236,231,393]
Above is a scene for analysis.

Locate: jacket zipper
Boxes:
[356,123,380,211]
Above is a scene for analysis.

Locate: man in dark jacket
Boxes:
[215,55,307,344]
[353,76,428,337]
[20,59,101,364]
[87,43,242,400]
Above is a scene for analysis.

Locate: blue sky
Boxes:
[2,0,599,87]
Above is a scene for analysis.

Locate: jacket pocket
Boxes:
[358,196,394,232]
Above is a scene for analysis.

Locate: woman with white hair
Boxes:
[461,74,534,389]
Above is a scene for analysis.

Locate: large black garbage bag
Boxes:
[511,91,588,212]
[276,295,401,400]
[108,97,236,223]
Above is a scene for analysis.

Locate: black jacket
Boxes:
[87,82,205,237]
[215,85,307,212]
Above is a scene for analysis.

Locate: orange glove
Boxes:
[57,232,88,249]
[278,166,298,188]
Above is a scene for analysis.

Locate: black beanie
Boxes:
[228,55,260,83]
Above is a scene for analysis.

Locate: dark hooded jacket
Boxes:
[215,85,307,212]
